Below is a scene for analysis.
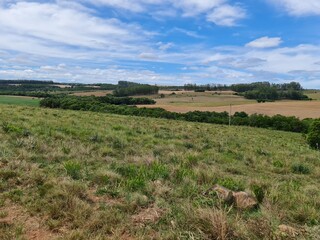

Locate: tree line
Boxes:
[184,84,230,91]
[113,81,159,97]
[231,82,309,101]
[40,95,311,134]
[0,80,55,85]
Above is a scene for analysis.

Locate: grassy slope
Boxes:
[0,95,40,107]
[0,105,319,239]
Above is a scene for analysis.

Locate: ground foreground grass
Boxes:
[0,105,319,239]
[0,96,40,107]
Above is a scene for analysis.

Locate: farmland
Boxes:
[0,104,319,239]
[136,91,320,119]
[305,90,320,100]
[141,99,320,119]
[0,95,40,107]
[71,90,113,96]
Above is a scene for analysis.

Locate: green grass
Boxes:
[154,92,256,107]
[304,90,320,100]
[0,105,319,239]
[0,95,40,107]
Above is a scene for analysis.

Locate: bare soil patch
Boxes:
[131,205,164,226]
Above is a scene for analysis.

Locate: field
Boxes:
[135,91,320,119]
[0,95,40,107]
[71,90,113,96]
[0,104,319,239]
[305,90,320,100]
[141,100,320,119]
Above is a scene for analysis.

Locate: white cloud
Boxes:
[157,42,174,51]
[268,0,320,16]
[84,0,246,26]
[173,0,224,16]
[246,37,282,48]
[207,4,246,26]
[0,1,153,60]
[0,64,186,85]
[138,52,158,60]
[170,27,205,39]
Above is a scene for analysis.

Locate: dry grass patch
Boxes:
[0,204,58,240]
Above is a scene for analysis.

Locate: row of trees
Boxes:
[113,81,159,97]
[97,95,155,105]
[40,95,311,133]
[230,82,303,93]
[231,82,309,101]
[184,84,230,91]
[40,95,155,108]
[0,80,54,85]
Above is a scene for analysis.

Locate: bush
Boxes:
[291,163,311,174]
[307,120,320,149]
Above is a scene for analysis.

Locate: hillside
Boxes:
[0,105,319,239]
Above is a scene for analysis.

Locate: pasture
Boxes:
[0,105,319,239]
[0,95,40,107]
[305,90,320,100]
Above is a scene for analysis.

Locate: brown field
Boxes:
[140,100,320,119]
[71,90,112,96]
[158,90,235,95]
[52,84,72,88]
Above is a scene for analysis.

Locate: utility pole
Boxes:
[229,104,232,126]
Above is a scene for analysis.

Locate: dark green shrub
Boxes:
[291,163,311,174]
[307,120,320,149]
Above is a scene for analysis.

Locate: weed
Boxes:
[251,184,266,203]
[291,163,311,174]
[273,160,284,168]
[64,161,82,180]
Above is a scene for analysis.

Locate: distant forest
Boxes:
[231,82,309,101]
[113,81,159,97]
[184,81,309,101]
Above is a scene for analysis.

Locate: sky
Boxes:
[0,0,320,87]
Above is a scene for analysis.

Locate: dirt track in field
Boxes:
[139,101,320,119]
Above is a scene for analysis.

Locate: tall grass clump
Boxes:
[64,161,82,180]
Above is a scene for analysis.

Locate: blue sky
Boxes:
[0,0,319,88]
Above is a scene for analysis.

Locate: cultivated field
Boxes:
[136,91,320,119]
[71,90,113,96]
[0,95,40,107]
[141,100,320,119]
[0,105,319,239]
